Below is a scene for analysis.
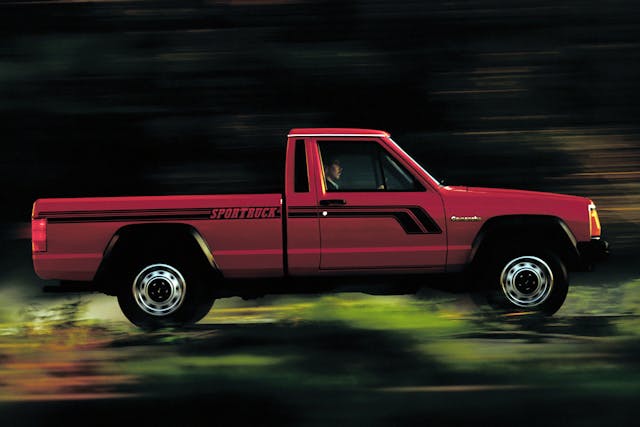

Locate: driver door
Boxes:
[314,138,447,271]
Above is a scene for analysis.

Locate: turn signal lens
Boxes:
[32,218,47,252]
[588,202,601,238]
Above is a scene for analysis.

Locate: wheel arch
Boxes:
[469,215,581,270]
[94,223,220,295]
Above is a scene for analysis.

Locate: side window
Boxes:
[319,141,379,191]
[318,141,423,192]
[381,153,422,191]
[294,139,309,192]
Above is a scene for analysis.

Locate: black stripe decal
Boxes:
[287,205,441,235]
[40,208,211,217]
[408,207,442,233]
[288,212,318,218]
[43,206,282,223]
[328,211,423,234]
[47,213,212,224]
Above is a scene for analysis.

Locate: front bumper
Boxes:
[577,238,610,268]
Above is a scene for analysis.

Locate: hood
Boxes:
[439,185,593,244]
[444,185,587,203]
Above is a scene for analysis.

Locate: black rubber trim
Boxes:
[577,239,610,264]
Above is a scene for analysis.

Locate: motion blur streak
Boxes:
[1,1,639,252]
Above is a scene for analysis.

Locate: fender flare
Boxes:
[95,223,220,295]
[469,215,581,268]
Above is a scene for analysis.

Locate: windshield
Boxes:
[387,138,442,186]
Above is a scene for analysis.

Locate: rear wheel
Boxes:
[476,250,569,316]
[117,258,214,328]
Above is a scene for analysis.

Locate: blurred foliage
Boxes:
[1,1,640,242]
[20,298,88,331]
[1,287,640,424]
[621,279,640,314]
[296,295,469,336]
[617,279,640,335]
[0,297,111,346]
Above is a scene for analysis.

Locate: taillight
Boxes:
[32,218,47,252]
[588,202,601,238]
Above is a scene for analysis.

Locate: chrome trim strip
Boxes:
[451,215,482,222]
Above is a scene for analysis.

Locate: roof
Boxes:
[288,128,390,137]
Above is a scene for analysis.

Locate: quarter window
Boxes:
[294,140,309,192]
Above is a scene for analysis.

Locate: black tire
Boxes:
[117,256,215,329]
[474,249,569,316]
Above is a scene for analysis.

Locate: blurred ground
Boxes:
[1,288,639,426]
[0,241,639,425]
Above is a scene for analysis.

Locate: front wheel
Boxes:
[477,251,569,316]
[117,260,214,328]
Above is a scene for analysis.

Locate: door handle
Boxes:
[319,199,347,206]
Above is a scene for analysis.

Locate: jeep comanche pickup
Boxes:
[32,128,609,327]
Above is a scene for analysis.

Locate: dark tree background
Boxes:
[1,0,639,251]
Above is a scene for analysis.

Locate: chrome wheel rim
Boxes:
[133,264,186,316]
[500,256,554,308]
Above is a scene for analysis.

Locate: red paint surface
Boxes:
[32,128,596,282]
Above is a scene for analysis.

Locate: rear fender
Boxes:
[95,223,219,295]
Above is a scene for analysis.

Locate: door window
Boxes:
[318,141,422,192]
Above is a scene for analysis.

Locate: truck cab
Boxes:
[285,128,446,275]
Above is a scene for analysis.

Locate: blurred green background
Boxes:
[0,0,639,425]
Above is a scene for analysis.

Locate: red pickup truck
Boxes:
[32,128,608,327]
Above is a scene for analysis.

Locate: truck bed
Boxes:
[32,194,284,281]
